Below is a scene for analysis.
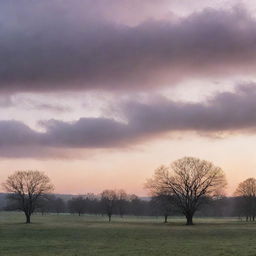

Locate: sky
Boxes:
[0,0,256,196]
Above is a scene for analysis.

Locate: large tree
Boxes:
[146,157,226,225]
[235,178,256,221]
[3,170,54,223]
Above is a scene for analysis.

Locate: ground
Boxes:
[0,213,255,256]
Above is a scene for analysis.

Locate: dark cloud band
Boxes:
[1,84,256,157]
[0,2,256,92]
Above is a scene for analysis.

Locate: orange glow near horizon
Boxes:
[0,133,255,197]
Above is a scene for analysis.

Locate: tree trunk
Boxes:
[164,215,168,223]
[108,214,112,222]
[26,213,31,224]
[186,214,193,225]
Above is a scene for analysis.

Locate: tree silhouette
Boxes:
[3,170,53,223]
[101,190,117,222]
[235,178,256,221]
[146,157,226,225]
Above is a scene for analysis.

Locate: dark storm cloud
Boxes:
[1,84,256,157]
[0,1,256,92]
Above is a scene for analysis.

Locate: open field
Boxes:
[0,213,255,256]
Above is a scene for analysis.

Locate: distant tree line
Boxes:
[1,157,256,224]
[2,189,256,224]
[37,190,151,221]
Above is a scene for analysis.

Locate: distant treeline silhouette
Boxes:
[0,192,253,222]
[1,157,255,224]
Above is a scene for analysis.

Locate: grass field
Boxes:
[0,212,255,256]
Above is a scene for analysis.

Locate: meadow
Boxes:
[0,213,255,256]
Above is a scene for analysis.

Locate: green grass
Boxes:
[0,212,255,256]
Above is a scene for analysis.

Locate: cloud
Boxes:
[20,99,72,113]
[125,84,256,133]
[32,103,71,113]
[0,95,13,108]
[1,84,256,157]
[0,94,71,112]
[0,2,256,93]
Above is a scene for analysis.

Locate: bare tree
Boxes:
[146,157,226,225]
[129,194,146,216]
[116,189,128,218]
[3,170,54,223]
[235,178,256,221]
[101,190,117,222]
[150,194,176,223]
[52,197,66,215]
[36,195,53,215]
[68,196,87,216]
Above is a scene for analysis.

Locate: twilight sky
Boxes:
[1,0,256,195]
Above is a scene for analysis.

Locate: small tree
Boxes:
[150,195,175,223]
[101,190,117,222]
[235,178,256,221]
[36,195,52,215]
[84,193,100,215]
[52,197,66,215]
[68,196,86,216]
[116,189,128,218]
[146,157,226,225]
[129,194,146,216]
[3,170,54,223]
